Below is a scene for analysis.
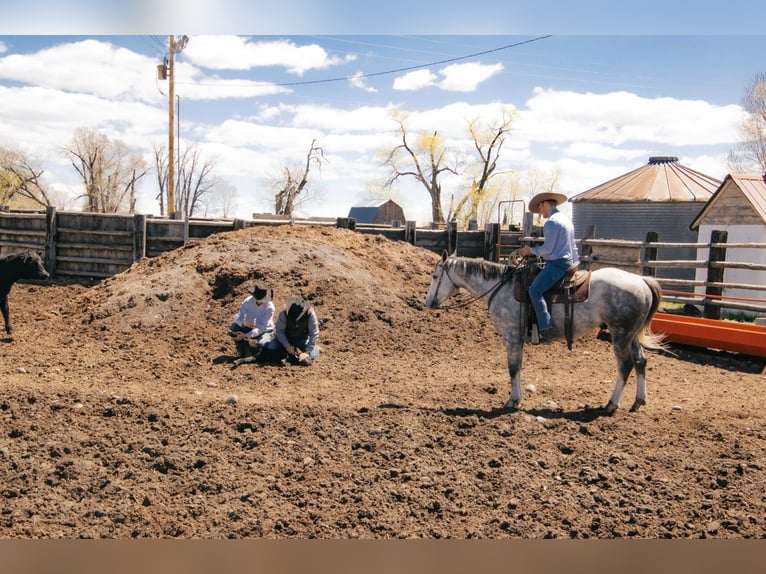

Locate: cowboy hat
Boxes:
[249,284,272,303]
[528,192,568,213]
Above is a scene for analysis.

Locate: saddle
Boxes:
[513,262,591,350]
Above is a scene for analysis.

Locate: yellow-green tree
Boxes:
[448,108,515,226]
[382,111,460,225]
[0,146,52,208]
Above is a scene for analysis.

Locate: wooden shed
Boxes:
[347,199,405,225]
[689,174,766,318]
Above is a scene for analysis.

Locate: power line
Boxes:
[176,35,552,90]
[275,35,552,87]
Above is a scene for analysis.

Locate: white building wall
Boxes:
[694,224,766,318]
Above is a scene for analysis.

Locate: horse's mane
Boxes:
[450,257,509,283]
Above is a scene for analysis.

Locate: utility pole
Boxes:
[166,34,188,219]
[167,35,177,219]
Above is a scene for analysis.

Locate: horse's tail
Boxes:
[639,275,667,351]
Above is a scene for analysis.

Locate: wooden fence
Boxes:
[1,207,762,319]
[579,229,766,320]
[0,208,495,279]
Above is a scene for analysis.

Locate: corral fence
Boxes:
[578,227,766,320]
[1,207,762,320]
[0,208,494,279]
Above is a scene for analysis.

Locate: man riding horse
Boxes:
[517,191,579,344]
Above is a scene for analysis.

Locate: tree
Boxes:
[152,142,168,216]
[63,128,148,213]
[202,177,237,218]
[0,146,52,208]
[273,139,324,217]
[729,73,766,174]
[153,141,219,218]
[448,109,515,225]
[177,142,218,218]
[382,112,460,225]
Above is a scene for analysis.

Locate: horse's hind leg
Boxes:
[605,335,634,415]
[628,338,648,412]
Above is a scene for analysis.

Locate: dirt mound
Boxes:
[74,225,454,348]
[1,224,764,538]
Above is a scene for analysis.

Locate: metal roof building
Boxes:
[347,199,405,225]
[569,156,721,284]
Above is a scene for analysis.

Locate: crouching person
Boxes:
[275,297,321,366]
[229,283,280,363]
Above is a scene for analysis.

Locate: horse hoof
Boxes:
[502,399,520,412]
[604,402,618,416]
[629,399,645,412]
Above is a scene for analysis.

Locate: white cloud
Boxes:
[393,69,437,91]
[517,87,745,147]
[438,62,504,92]
[564,142,650,162]
[181,35,354,75]
[393,62,503,93]
[0,39,162,102]
[348,72,377,93]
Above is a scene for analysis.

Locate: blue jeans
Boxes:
[529,258,572,331]
[229,322,279,358]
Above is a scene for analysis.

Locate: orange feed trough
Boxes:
[651,312,766,359]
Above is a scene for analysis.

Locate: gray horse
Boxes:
[425,252,664,415]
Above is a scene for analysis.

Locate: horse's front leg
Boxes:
[502,337,523,411]
[1,293,11,335]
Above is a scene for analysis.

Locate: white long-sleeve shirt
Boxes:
[232,296,275,338]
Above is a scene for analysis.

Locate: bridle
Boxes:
[433,258,518,310]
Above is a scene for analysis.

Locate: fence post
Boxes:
[133,214,146,261]
[336,217,356,230]
[484,223,499,261]
[233,218,245,230]
[580,225,595,269]
[643,231,659,277]
[446,220,458,255]
[405,220,416,245]
[44,205,57,276]
[703,229,727,320]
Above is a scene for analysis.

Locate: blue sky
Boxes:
[1,2,765,224]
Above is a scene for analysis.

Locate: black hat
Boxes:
[250,284,271,302]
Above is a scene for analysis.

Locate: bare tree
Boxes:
[729,73,766,174]
[152,142,168,216]
[63,128,148,213]
[448,109,514,225]
[274,139,324,217]
[202,177,237,218]
[0,146,52,208]
[177,142,218,218]
[152,141,218,218]
[382,112,460,225]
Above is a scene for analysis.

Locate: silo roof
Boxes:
[570,156,721,203]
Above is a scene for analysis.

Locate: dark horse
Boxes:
[425,252,665,415]
[1,250,50,337]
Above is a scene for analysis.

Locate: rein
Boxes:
[436,260,519,311]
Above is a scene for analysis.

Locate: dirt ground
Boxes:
[1,224,764,539]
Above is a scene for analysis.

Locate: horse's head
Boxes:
[425,251,459,309]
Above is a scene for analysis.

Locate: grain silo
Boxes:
[570,156,720,284]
